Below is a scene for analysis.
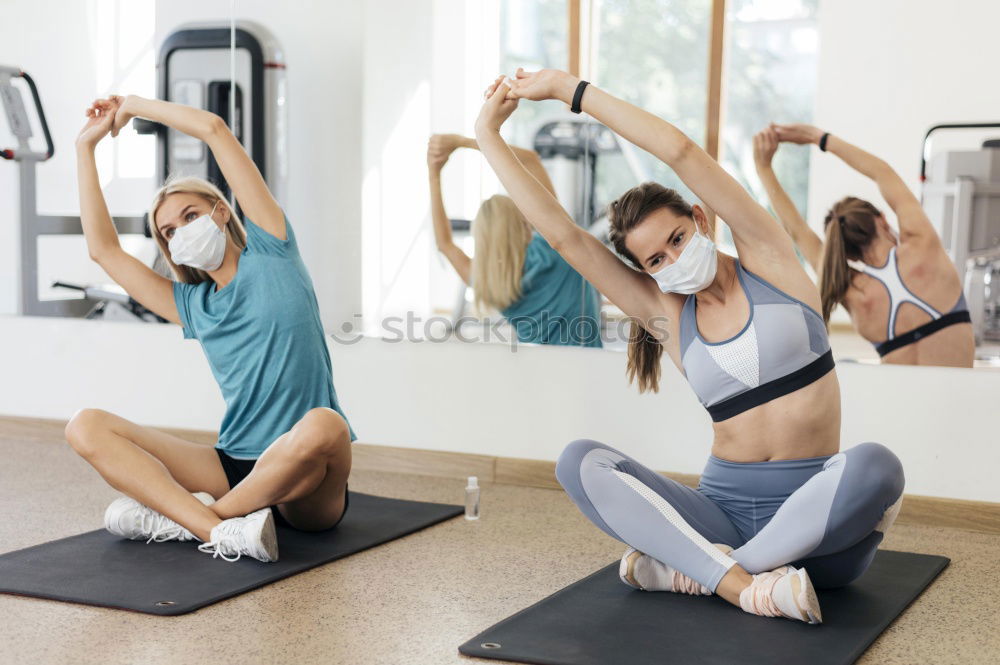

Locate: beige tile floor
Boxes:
[1,419,998,665]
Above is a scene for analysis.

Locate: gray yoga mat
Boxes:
[0,492,462,615]
[459,549,948,665]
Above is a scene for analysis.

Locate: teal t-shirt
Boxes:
[501,233,603,347]
[173,215,356,459]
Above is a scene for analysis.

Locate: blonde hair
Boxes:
[149,176,246,284]
[471,194,532,312]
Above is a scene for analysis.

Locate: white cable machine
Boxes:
[921,123,1000,347]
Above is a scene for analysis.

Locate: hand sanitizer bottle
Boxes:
[465,476,480,520]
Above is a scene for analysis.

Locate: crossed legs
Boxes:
[64,407,352,542]
[556,439,905,608]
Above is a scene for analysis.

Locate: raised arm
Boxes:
[112,94,285,239]
[753,127,823,272]
[76,99,179,323]
[774,123,938,244]
[474,77,668,328]
[427,137,472,284]
[506,69,796,262]
[431,133,558,198]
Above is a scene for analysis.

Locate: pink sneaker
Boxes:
[618,544,734,595]
[739,565,822,624]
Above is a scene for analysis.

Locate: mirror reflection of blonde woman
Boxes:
[67,94,354,563]
[754,125,973,367]
[427,134,602,347]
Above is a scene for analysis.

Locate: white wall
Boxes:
[807,0,1000,228]
[1,315,997,503]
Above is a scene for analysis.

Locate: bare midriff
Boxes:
[708,371,842,463]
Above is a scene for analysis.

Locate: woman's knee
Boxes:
[286,408,350,461]
[847,442,905,501]
[555,439,608,489]
[64,408,112,458]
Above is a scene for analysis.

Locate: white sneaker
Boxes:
[619,544,733,595]
[739,565,823,624]
[104,491,215,544]
[197,507,278,563]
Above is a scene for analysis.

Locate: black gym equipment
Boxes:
[134,22,287,209]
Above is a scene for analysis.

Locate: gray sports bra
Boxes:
[679,261,834,422]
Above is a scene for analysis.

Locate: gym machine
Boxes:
[921,123,1000,348]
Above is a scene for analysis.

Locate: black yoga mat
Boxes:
[0,492,462,616]
[460,549,948,665]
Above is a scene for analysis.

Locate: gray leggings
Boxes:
[556,440,905,591]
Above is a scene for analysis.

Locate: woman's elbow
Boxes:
[548,229,577,255]
[204,112,229,138]
[871,160,897,181]
[663,134,695,166]
[89,243,121,266]
[89,247,110,265]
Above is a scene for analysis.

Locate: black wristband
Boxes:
[819,132,830,152]
[570,80,589,114]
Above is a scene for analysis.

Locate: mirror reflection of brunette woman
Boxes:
[754,124,973,367]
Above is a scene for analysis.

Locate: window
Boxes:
[499,0,569,150]
[721,0,820,250]
[592,0,713,203]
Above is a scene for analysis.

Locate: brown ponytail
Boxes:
[819,196,880,323]
[624,321,663,393]
[608,182,694,393]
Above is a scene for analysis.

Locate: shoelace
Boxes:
[146,524,186,544]
[197,519,247,562]
[136,507,189,544]
[739,570,785,618]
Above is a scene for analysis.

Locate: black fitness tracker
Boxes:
[819,132,830,152]
[571,80,590,114]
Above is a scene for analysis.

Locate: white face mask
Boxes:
[168,201,226,272]
[648,226,719,294]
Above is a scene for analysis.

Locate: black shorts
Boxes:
[215,448,349,531]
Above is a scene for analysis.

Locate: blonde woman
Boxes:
[427,133,602,347]
[66,94,355,563]
[753,124,973,367]
[474,72,904,624]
